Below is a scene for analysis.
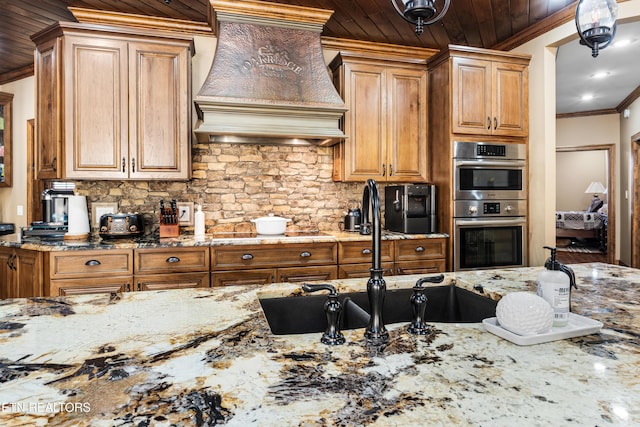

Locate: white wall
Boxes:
[0,77,34,228]
[514,0,640,266]
[556,150,608,211]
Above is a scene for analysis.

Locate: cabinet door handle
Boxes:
[131,158,135,173]
[300,251,311,258]
[126,283,131,292]
[494,117,498,129]
[361,248,372,255]
[241,254,254,260]
[397,267,403,274]
[382,164,386,176]
[122,157,126,172]
[137,282,141,291]
[389,164,393,176]
[85,259,101,266]
[51,156,57,172]
[487,116,491,129]
[166,256,180,263]
[415,246,425,252]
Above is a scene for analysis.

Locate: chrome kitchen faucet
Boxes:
[360,179,389,345]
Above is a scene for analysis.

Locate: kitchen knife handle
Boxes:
[85,259,101,266]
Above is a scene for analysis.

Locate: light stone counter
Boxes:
[0,263,638,426]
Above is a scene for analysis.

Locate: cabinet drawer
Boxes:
[394,259,446,275]
[338,240,393,264]
[211,242,337,270]
[394,238,446,262]
[48,250,133,279]
[49,277,132,296]
[211,269,276,287]
[135,247,209,274]
[276,265,338,283]
[135,272,210,291]
[338,262,394,279]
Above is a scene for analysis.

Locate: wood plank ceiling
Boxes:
[1,0,580,84]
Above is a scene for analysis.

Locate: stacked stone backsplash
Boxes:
[74,143,375,235]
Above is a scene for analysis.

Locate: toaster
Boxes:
[99,213,144,239]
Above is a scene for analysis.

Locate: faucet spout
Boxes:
[361,179,389,345]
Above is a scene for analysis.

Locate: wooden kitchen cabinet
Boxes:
[394,238,447,275]
[44,249,134,296]
[0,247,43,299]
[134,247,210,290]
[31,22,192,180]
[330,53,428,182]
[337,238,446,278]
[428,45,529,139]
[337,239,394,279]
[211,242,338,286]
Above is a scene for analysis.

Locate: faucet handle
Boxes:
[301,283,345,345]
[414,274,445,288]
[407,285,430,335]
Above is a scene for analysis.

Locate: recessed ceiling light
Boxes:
[591,71,610,79]
[613,39,631,48]
[581,94,594,101]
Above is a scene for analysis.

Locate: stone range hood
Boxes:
[194,0,347,146]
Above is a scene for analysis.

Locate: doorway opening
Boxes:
[555,144,615,264]
[631,132,640,267]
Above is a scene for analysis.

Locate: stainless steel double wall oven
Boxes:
[453,141,527,271]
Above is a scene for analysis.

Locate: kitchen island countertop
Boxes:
[0,263,638,425]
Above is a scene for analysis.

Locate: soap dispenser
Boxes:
[194,204,205,238]
[536,246,578,327]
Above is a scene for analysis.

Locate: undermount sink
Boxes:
[258,284,497,335]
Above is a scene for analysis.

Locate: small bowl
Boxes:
[496,292,554,336]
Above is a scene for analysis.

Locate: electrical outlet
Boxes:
[17,205,24,216]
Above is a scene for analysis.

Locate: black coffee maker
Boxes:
[41,189,74,225]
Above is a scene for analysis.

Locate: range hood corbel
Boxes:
[194,0,347,146]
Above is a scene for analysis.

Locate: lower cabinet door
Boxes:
[212,269,276,287]
[135,272,210,291]
[276,265,338,283]
[394,260,445,276]
[338,262,394,279]
[49,277,132,296]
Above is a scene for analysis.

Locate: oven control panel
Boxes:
[454,200,526,217]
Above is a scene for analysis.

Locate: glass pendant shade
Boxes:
[575,0,618,57]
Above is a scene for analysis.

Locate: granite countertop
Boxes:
[0,231,449,251]
[0,263,638,425]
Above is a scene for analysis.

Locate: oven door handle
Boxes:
[455,218,526,226]
[454,160,526,168]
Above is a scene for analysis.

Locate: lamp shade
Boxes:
[584,181,606,194]
[575,0,618,57]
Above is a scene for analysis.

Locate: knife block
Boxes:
[159,216,180,238]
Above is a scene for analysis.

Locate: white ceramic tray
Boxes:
[483,313,603,346]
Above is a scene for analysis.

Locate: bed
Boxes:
[556,211,607,250]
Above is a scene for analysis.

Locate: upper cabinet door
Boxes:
[452,57,492,135]
[452,56,528,137]
[0,91,13,187]
[63,35,129,179]
[341,62,386,181]
[386,67,428,182]
[129,41,190,179]
[492,61,528,137]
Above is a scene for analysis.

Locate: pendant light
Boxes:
[575,0,618,58]
[391,0,451,35]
